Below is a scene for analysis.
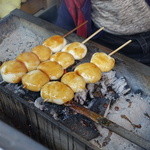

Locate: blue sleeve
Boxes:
[55,1,75,31]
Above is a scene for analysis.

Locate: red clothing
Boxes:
[64,0,87,37]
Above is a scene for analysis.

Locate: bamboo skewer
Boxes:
[109,40,132,56]
[63,20,88,38]
[82,27,104,44]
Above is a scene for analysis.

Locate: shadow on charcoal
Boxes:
[88,98,111,116]
[61,114,100,140]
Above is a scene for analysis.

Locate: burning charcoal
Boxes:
[61,114,100,140]
[22,90,40,101]
[92,84,103,98]
[134,89,143,95]
[49,109,59,120]
[144,113,150,119]
[87,83,95,98]
[102,131,112,147]
[60,107,75,120]
[88,98,110,115]
[74,89,88,105]
[114,106,119,111]
[34,97,45,110]
[44,102,67,119]
[121,115,142,129]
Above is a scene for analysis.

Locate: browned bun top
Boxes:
[32,45,52,61]
[16,52,40,71]
[41,81,74,105]
[91,52,115,72]
[50,52,75,69]
[43,35,67,52]
[74,62,102,83]
[61,72,86,92]
[62,42,87,60]
[0,60,27,83]
[37,60,64,80]
[22,70,49,92]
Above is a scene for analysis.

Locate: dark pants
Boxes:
[93,29,150,66]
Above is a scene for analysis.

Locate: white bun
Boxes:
[22,70,49,92]
[62,42,87,60]
[37,61,64,80]
[32,45,52,61]
[50,52,75,69]
[16,52,40,71]
[43,35,67,53]
[91,52,115,72]
[0,60,27,83]
[75,63,102,83]
[61,72,86,92]
[41,81,74,105]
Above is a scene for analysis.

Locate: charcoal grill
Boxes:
[0,9,150,150]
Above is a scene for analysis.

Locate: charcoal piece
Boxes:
[61,114,100,140]
[44,103,75,120]
[134,89,143,95]
[88,98,110,115]
[60,107,75,120]
[22,90,40,101]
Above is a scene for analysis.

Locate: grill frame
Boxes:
[0,9,150,150]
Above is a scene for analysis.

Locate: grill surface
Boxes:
[0,9,150,150]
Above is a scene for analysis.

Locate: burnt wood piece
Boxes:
[66,103,150,150]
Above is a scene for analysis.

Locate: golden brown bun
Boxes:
[37,61,64,80]
[43,35,67,53]
[61,72,86,92]
[74,63,102,83]
[41,81,74,105]
[91,52,115,72]
[32,45,52,61]
[22,70,49,92]
[0,60,27,83]
[62,42,87,60]
[16,52,40,71]
[50,52,75,69]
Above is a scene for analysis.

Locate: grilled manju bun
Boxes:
[32,45,52,61]
[22,70,49,92]
[62,42,87,60]
[16,52,40,71]
[37,61,64,80]
[75,63,102,83]
[0,60,27,83]
[61,72,86,93]
[50,52,75,69]
[41,81,74,105]
[91,52,115,72]
[43,35,67,53]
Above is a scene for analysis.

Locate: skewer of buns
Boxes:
[90,40,132,72]
[61,27,104,60]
